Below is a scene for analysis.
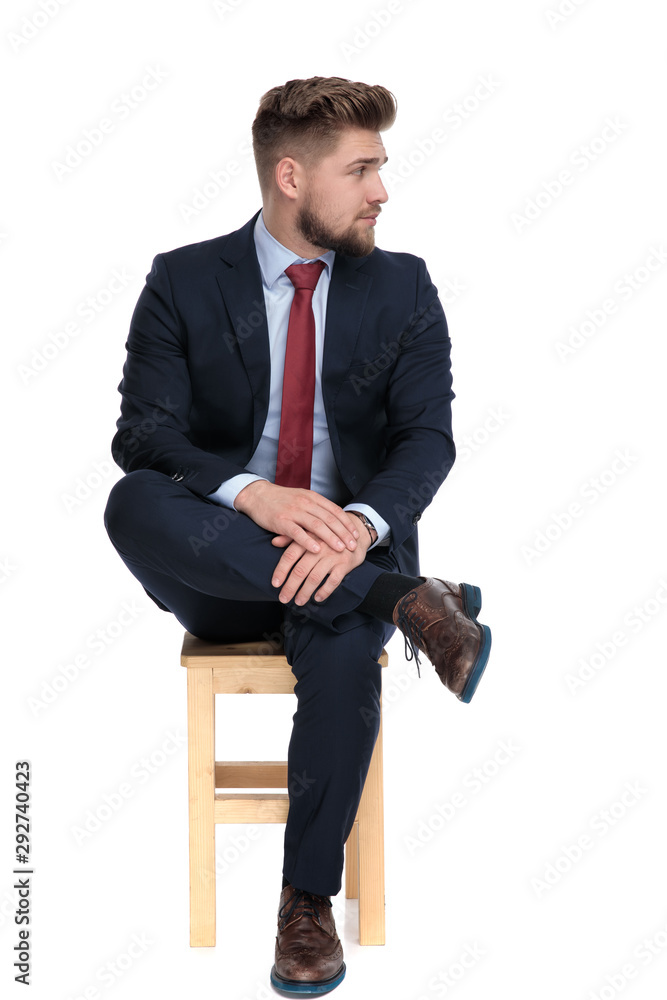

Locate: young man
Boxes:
[104,75,491,995]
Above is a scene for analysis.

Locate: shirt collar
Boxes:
[253,208,335,289]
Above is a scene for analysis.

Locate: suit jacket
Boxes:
[111,209,456,575]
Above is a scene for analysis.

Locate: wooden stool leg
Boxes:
[345,820,359,899]
[187,666,216,946]
[357,697,385,945]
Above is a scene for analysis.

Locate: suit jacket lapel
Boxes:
[322,253,373,468]
[215,210,271,454]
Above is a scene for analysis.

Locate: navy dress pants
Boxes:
[103,470,397,895]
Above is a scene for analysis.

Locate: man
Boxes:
[104,76,491,996]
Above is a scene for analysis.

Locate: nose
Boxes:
[368,172,388,206]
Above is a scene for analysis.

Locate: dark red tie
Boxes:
[275,260,326,488]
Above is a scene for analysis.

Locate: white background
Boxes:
[2,1,667,998]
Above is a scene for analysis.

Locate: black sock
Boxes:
[358,573,425,624]
[282,875,290,889]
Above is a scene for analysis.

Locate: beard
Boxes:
[295,194,376,258]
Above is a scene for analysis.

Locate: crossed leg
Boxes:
[104,469,397,892]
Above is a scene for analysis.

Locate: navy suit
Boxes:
[104,209,455,893]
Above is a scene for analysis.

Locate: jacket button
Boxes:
[412,512,421,524]
[171,470,185,482]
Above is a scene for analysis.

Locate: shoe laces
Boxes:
[279,888,332,931]
[394,590,423,677]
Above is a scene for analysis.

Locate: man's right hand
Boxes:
[234,480,360,554]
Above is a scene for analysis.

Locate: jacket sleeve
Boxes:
[347,257,456,553]
[111,253,248,496]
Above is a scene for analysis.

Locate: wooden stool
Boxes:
[181,632,387,948]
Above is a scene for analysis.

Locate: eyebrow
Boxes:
[345,155,389,168]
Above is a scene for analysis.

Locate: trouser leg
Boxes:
[103,469,388,634]
[280,613,395,897]
[105,468,399,897]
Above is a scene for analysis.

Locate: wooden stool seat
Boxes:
[181,633,387,948]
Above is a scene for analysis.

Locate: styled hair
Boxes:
[251,76,397,194]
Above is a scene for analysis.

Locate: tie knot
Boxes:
[285,260,326,292]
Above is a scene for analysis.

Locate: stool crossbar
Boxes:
[180,632,387,948]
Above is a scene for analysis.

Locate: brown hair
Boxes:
[251,76,397,195]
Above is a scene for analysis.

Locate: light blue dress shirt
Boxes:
[207,209,390,548]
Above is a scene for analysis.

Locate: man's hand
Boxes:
[234,480,360,554]
[270,527,373,605]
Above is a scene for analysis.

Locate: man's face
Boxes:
[294,128,389,257]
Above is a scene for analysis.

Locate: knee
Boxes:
[104,469,171,542]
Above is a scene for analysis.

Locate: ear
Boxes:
[274,156,300,201]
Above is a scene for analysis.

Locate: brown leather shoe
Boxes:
[270,884,345,995]
[392,579,491,702]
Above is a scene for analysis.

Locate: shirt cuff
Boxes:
[344,504,391,549]
[208,474,267,510]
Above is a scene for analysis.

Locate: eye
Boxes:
[353,166,366,175]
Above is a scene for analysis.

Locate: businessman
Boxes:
[104,75,491,995]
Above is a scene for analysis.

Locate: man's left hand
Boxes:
[270,528,372,605]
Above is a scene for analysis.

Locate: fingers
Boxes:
[272,541,307,589]
[280,554,336,606]
[311,570,346,603]
[272,536,357,606]
[301,515,353,552]
[276,550,319,604]
[236,481,361,552]
[277,521,323,554]
[280,493,360,551]
[272,539,334,605]
[323,503,361,548]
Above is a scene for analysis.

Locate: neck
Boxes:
[261,204,325,260]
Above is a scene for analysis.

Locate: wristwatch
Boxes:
[349,510,378,545]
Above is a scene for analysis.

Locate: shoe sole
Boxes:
[462,582,482,618]
[459,583,492,703]
[270,962,346,995]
